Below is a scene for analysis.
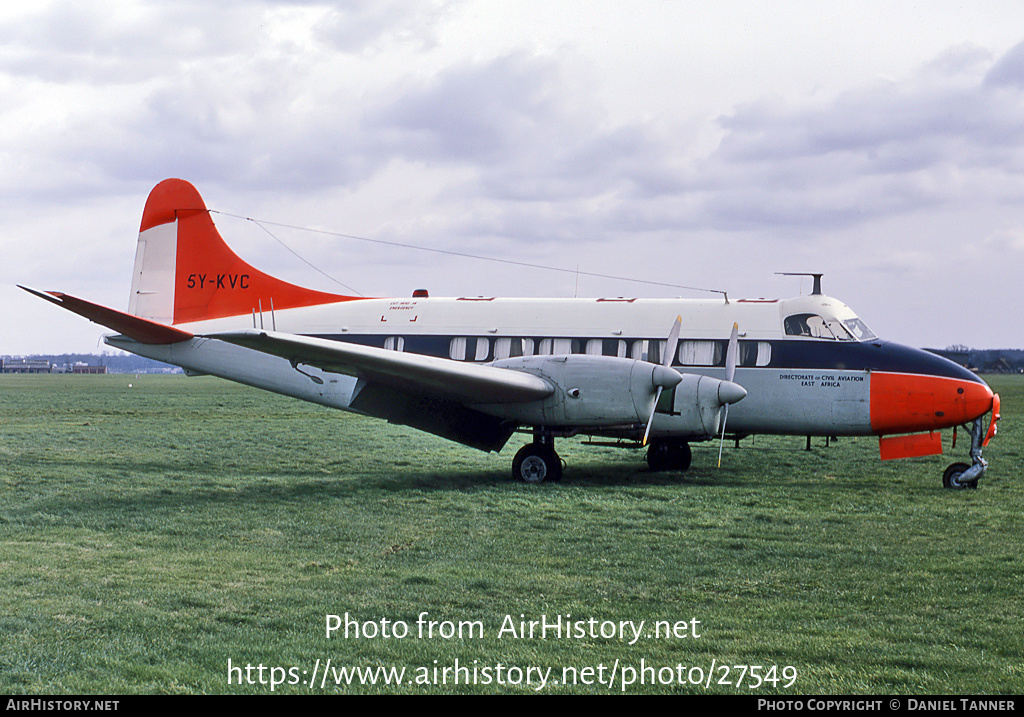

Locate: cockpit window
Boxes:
[842,318,877,341]
[785,313,875,341]
[827,321,854,340]
[785,313,836,339]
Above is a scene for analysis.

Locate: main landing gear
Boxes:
[943,419,989,490]
[511,433,698,482]
[511,430,562,483]
[645,438,692,472]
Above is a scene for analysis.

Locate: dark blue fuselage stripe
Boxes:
[310,334,983,384]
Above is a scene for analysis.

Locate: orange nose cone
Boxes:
[870,372,994,434]
[959,380,996,424]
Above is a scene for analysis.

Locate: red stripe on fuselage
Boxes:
[869,371,994,435]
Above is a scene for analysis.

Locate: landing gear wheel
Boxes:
[646,439,692,472]
[512,444,562,483]
[943,462,977,490]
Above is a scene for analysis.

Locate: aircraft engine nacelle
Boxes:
[480,355,681,428]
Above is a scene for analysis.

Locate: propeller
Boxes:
[718,322,740,467]
[641,315,682,447]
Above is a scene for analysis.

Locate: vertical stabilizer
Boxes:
[128,179,356,325]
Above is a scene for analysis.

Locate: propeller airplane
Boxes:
[22,179,1000,487]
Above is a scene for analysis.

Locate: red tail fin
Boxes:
[130,179,356,325]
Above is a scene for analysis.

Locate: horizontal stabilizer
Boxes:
[208,329,554,404]
[19,286,193,345]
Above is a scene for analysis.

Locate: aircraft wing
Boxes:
[208,329,554,404]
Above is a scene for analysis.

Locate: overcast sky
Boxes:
[3,0,1024,355]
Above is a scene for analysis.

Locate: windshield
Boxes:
[841,317,876,341]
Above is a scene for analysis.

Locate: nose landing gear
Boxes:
[942,416,992,490]
[942,461,978,490]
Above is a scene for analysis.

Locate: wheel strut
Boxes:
[943,419,987,489]
[511,429,562,483]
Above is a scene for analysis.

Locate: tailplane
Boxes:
[129,179,356,325]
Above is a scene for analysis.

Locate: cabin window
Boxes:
[677,340,722,366]
[449,337,466,360]
[586,339,627,357]
[626,340,667,364]
[384,336,405,352]
[450,337,491,361]
[495,338,515,359]
[740,341,772,367]
[494,337,534,359]
[630,339,666,364]
[539,338,581,355]
[474,338,490,361]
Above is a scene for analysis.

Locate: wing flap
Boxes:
[208,329,554,404]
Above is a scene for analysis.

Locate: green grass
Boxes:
[0,373,1020,694]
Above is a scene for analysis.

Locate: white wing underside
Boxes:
[208,329,554,405]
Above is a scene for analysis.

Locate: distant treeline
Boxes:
[2,353,180,374]
[926,348,1024,373]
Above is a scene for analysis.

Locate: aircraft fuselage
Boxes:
[117,291,992,445]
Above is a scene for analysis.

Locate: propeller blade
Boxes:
[664,315,681,368]
[717,404,729,467]
[719,322,740,467]
[725,322,739,383]
[642,386,663,447]
[642,315,682,446]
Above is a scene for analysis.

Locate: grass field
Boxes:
[0,373,1020,694]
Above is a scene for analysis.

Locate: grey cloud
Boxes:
[12,1,1024,260]
[983,39,1024,88]
[368,50,689,214]
[369,52,570,163]
[0,3,267,84]
[314,0,456,53]
[2,4,688,227]
[0,1,469,196]
[700,43,1024,231]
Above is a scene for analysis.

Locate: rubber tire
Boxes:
[646,439,692,472]
[512,444,562,483]
[942,462,977,490]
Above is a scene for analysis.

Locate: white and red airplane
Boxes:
[22,179,1000,487]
